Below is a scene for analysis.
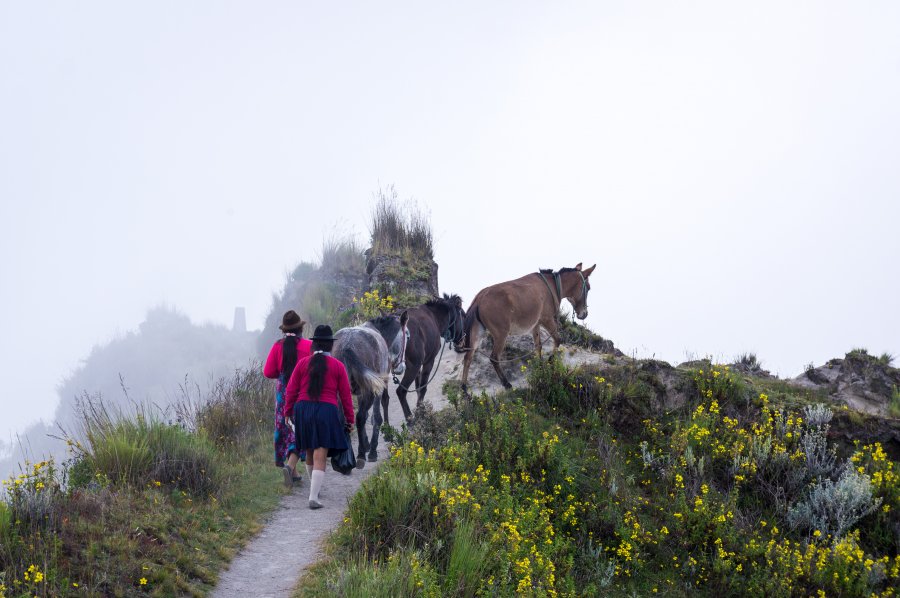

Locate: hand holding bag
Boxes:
[331,433,356,474]
[331,408,356,475]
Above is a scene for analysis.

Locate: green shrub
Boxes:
[304,358,900,597]
[890,385,900,419]
[302,281,344,329]
[75,401,220,495]
[187,367,270,453]
[556,314,618,353]
[322,549,440,598]
[525,355,574,412]
[0,459,63,594]
[788,463,881,539]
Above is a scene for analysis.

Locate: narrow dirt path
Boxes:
[210,349,461,598]
[211,340,603,597]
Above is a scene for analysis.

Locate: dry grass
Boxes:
[369,186,433,259]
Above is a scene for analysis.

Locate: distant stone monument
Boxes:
[232,307,247,333]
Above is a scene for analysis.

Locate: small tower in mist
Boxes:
[232,307,247,333]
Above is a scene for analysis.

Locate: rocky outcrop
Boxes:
[793,351,900,416]
[366,251,439,308]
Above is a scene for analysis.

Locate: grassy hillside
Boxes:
[0,368,283,597]
[1,306,257,483]
[298,357,900,597]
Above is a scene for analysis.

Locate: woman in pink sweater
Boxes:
[283,325,355,509]
[264,310,312,487]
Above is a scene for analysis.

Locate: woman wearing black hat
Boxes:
[264,310,312,487]
[283,325,355,509]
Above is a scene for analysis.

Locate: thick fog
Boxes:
[1,2,899,461]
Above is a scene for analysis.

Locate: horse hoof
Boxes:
[502,382,513,390]
[355,459,366,469]
[367,454,378,462]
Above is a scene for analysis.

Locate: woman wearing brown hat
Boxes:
[283,325,355,509]
[264,310,312,487]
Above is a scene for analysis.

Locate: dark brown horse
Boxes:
[393,294,465,419]
[457,263,596,392]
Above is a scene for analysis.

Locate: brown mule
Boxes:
[457,263,596,392]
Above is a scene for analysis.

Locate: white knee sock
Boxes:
[309,470,325,502]
[306,463,314,478]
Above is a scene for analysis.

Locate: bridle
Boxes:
[443,305,464,345]
[391,319,409,375]
[537,269,589,310]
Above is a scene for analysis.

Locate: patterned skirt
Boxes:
[273,377,297,467]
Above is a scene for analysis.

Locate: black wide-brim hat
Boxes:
[280,310,307,332]
[310,324,335,341]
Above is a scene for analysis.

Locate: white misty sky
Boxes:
[1,2,898,442]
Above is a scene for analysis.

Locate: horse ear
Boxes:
[400,310,409,325]
[574,262,583,271]
[582,264,596,277]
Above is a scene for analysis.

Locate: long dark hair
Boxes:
[307,339,334,400]
[281,326,305,380]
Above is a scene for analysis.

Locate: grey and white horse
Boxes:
[333,311,409,465]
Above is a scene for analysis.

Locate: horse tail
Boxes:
[340,347,387,396]
[461,303,482,351]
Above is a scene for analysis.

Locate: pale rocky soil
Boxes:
[210,336,606,597]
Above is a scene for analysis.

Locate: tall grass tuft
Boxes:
[73,398,220,495]
[369,186,433,259]
[178,366,271,454]
[444,518,490,597]
[320,235,365,275]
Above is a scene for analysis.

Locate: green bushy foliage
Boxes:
[890,385,900,419]
[1,367,283,597]
[788,463,881,539]
[303,359,900,597]
[185,367,270,453]
[73,401,219,495]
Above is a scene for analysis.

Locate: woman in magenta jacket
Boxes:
[264,310,312,487]
[283,325,355,509]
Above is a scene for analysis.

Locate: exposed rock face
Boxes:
[366,251,439,306]
[793,352,900,416]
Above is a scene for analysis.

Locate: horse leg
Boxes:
[542,316,562,358]
[395,368,417,421]
[461,324,482,395]
[368,391,384,462]
[532,328,543,360]
[355,392,372,468]
[381,386,390,431]
[417,356,436,409]
[490,330,513,390]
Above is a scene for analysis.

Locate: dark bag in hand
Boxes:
[331,433,356,475]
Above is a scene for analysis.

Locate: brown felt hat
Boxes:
[279,310,306,332]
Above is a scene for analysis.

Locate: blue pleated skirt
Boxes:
[293,401,349,453]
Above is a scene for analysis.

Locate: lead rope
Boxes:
[392,308,459,393]
[393,338,450,392]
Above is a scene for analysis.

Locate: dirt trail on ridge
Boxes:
[210,350,460,597]
[211,339,602,597]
